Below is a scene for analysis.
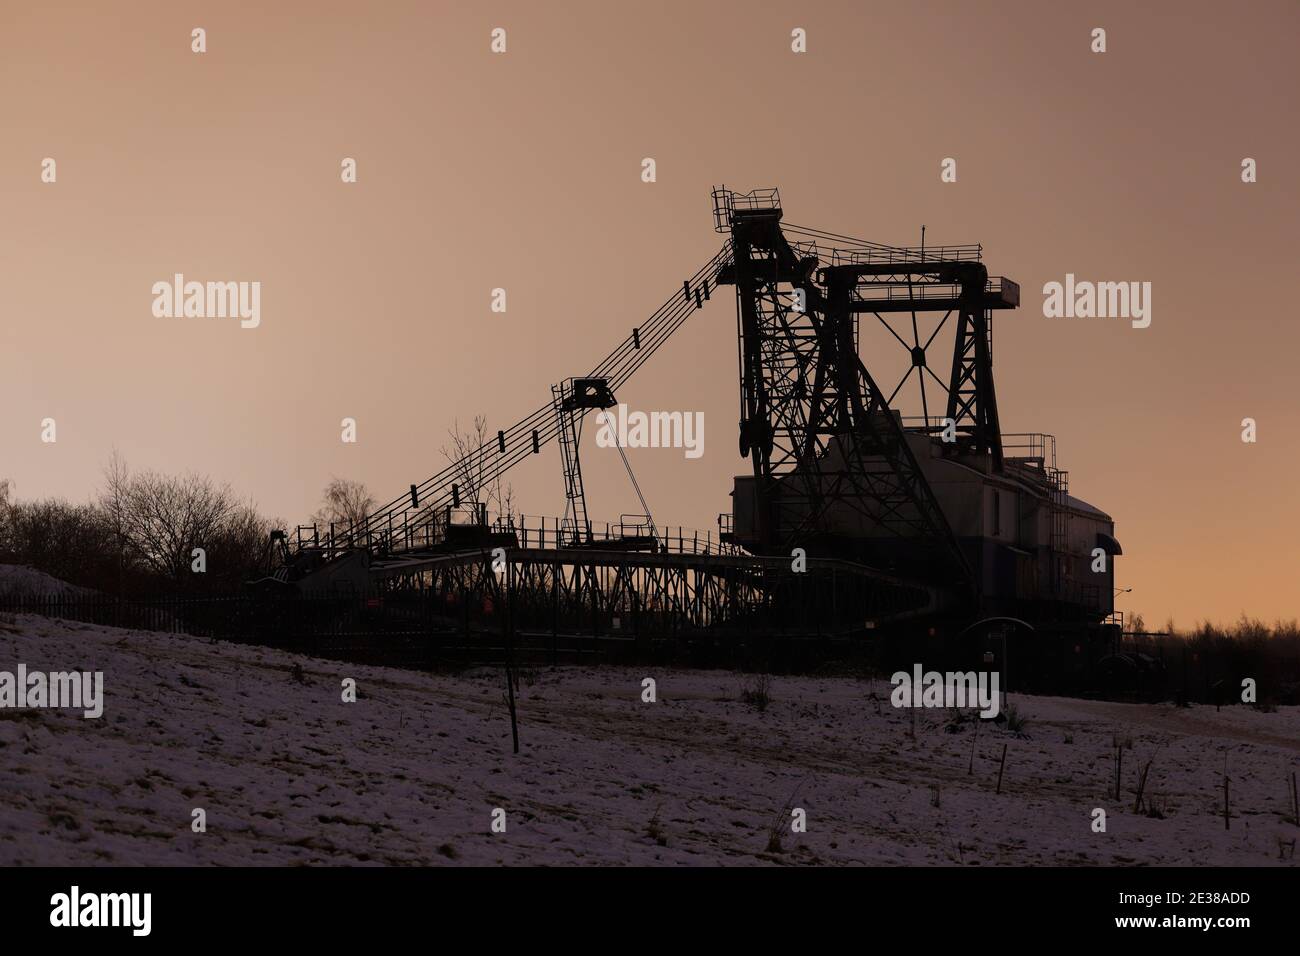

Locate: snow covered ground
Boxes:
[0,564,95,598]
[1,612,1297,866]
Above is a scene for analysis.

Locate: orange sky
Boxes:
[2,0,1298,628]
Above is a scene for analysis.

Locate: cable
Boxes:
[320,242,735,549]
[612,436,656,539]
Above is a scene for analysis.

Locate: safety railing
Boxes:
[293,509,747,563]
[849,276,1016,305]
[829,243,983,266]
[712,185,782,232]
[1003,433,1058,471]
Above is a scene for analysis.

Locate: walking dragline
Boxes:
[266,187,1121,675]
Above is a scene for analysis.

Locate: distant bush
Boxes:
[740,673,773,712]
[1122,616,1300,706]
[1003,703,1029,735]
[0,497,119,589]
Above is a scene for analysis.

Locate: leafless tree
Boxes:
[98,455,266,585]
[441,415,491,511]
[493,480,518,527]
[440,416,519,525]
[0,478,12,553]
[311,477,376,531]
[0,498,116,590]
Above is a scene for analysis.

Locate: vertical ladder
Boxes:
[1048,465,1071,599]
[552,383,591,546]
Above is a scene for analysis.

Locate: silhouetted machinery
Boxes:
[276,187,1120,644]
[711,187,1119,627]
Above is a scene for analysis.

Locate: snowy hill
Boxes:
[0,564,95,599]
[1,612,1297,866]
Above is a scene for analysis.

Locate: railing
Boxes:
[0,593,517,668]
[0,565,930,669]
[849,276,1015,305]
[0,595,201,633]
[615,514,655,538]
[1003,433,1058,471]
[7,592,1294,700]
[829,243,983,266]
[712,185,781,232]
[499,516,745,558]
[781,223,975,265]
[294,508,748,563]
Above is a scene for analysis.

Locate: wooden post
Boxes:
[1134,759,1152,814]
[1292,771,1298,829]
[995,743,1008,794]
[504,655,519,754]
[1223,774,1230,830]
[550,559,559,665]
[504,559,519,754]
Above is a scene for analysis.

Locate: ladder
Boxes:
[552,377,617,547]
[1048,465,1071,597]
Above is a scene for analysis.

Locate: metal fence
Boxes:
[0,593,464,669]
[0,591,773,670]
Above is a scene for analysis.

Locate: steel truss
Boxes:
[373,547,939,642]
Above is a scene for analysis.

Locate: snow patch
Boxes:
[0,564,95,599]
[0,614,1296,866]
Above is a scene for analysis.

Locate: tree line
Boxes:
[0,457,374,598]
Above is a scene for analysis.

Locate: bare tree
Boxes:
[441,415,491,511]
[0,498,116,591]
[492,479,518,527]
[311,477,376,531]
[440,416,519,525]
[0,478,12,554]
[98,455,266,586]
[101,450,131,594]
